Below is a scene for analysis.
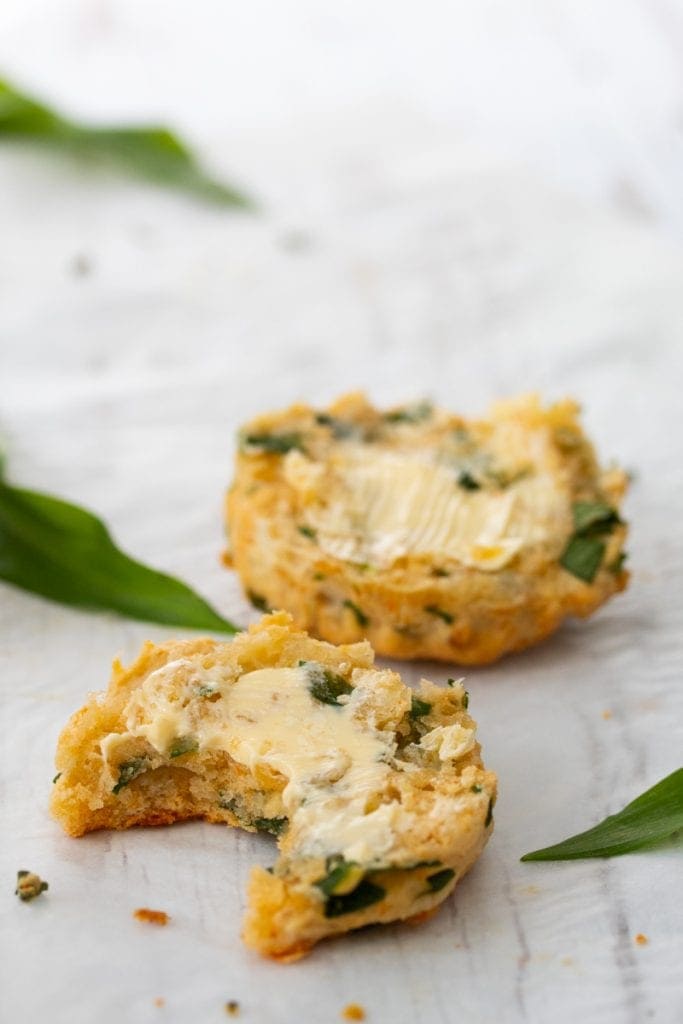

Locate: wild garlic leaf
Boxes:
[0,77,252,207]
[521,768,683,861]
[0,480,237,633]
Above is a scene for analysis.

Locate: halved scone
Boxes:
[226,393,629,664]
[51,612,496,960]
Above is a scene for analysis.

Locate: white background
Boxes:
[1,3,682,1023]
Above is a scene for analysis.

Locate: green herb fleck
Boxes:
[246,590,270,612]
[253,816,287,836]
[0,77,251,207]
[383,402,433,425]
[410,696,432,720]
[471,784,483,794]
[196,684,218,698]
[52,772,62,784]
[343,599,369,628]
[462,691,469,710]
[572,501,622,535]
[315,857,362,897]
[560,501,623,583]
[485,799,494,828]
[240,432,304,455]
[297,524,317,540]
[168,736,198,759]
[425,868,455,893]
[457,470,481,491]
[112,757,147,794]
[302,661,353,706]
[313,571,326,581]
[314,413,356,439]
[608,552,628,575]
[324,879,386,917]
[431,567,450,577]
[425,605,453,625]
[560,535,606,583]
[521,767,683,861]
[15,870,48,902]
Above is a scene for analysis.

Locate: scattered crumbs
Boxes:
[342,1004,366,1022]
[134,908,169,926]
[278,228,313,253]
[15,870,48,901]
[601,709,613,720]
[153,997,165,1008]
[69,252,94,278]
[225,1001,240,1017]
[635,933,648,946]
[560,956,574,967]
[521,884,541,896]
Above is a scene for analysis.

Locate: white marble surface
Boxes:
[1,4,683,1023]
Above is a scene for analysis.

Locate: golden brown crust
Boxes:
[226,393,629,664]
[51,613,496,960]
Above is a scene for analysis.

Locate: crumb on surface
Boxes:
[133,908,169,926]
[635,933,648,945]
[15,870,49,902]
[601,709,613,720]
[225,1001,240,1016]
[342,1004,366,1021]
[154,997,165,1007]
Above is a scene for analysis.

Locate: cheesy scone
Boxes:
[226,393,628,664]
[51,612,495,960]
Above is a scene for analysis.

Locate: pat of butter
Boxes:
[105,659,449,864]
[291,447,568,571]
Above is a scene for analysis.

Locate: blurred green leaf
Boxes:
[0,478,238,633]
[0,76,252,207]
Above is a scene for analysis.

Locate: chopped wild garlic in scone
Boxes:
[226,392,629,663]
[51,613,495,960]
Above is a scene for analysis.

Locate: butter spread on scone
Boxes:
[51,612,496,960]
[226,393,629,663]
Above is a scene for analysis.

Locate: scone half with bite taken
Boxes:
[226,392,629,664]
[51,612,496,960]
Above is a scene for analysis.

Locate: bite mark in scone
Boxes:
[225,393,629,663]
[51,613,495,960]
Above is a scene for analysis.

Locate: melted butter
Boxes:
[295,447,569,570]
[108,660,408,863]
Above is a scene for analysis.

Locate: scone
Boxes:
[51,612,496,960]
[226,393,628,664]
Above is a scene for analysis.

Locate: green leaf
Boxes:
[560,535,606,583]
[0,77,252,207]
[521,768,683,861]
[302,661,353,706]
[0,480,237,633]
[410,696,432,720]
